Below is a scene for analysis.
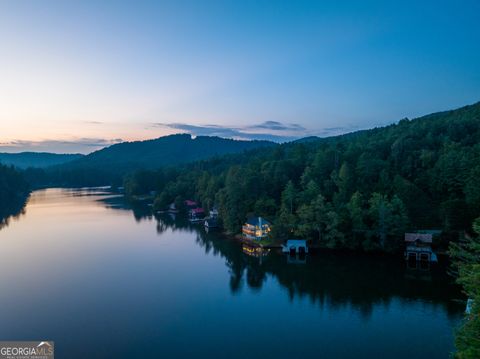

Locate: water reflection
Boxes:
[0,196,28,231]
[103,194,464,321]
[1,188,464,359]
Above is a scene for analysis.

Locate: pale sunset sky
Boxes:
[1,0,479,153]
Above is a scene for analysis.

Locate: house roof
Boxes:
[191,207,204,214]
[185,200,197,207]
[405,233,433,243]
[245,216,271,226]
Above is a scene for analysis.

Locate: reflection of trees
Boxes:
[99,195,156,224]
[161,216,464,319]
[155,214,194,235]
[110,200,464,319]
[0,196,28,231]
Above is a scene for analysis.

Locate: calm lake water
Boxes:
[0,188,464,358]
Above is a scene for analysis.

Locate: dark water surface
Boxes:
[0,188,464,358]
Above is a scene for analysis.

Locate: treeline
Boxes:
[449,217,480,358]
[124,102,480,253]
[22,134,275,188]
[0,164,30,221]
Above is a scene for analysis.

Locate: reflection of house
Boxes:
[189,207,205,222]
[404,233,438,262]
[168,202,178,213]
[242,244,269,258]
[242,216,271,240]
[287,254,307,265]
[282,239,308,255]
[204,207,219,230]
[204,217,218,229]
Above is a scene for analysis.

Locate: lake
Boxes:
[0,188,464,358]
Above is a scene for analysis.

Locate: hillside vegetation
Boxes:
[0,164,29,223]
[449,216,480,359]
[125,102,480,253]
[38,134,274,186]
[0,152,83,169]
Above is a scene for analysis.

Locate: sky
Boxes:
[1,0,479,153]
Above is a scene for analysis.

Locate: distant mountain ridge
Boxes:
[48,134,275,185]
[0,152,83,169]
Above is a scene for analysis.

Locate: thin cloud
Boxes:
[249,121,306,132]
[82,121,104,125]
[316,125,362,137]
[152,120,362,142]
[153,121,309,142]
[0,138,123,154]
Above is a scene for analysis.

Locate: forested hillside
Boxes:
[449,216,480,358]
[40,134,274,186]
[0,164,30,224]
[0,152,83,169]
[125,102,480,253]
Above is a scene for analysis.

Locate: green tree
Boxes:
[295,194,330,243]
[334,162,354,203]
[449,217,480,358]
[366,193,409,252]
[281,180,297,214]
[347,191,366,248]
[271,206,297,242]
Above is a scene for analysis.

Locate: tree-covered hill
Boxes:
[0,164,30,227]
[43,134,274,186]
[0,152,83,169]
[125,101,480,253]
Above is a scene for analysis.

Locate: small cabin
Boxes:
[404,233,438,263]
[282,239,308,255]
[242,216,271,240]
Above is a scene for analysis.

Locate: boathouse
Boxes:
[282,239,308,255]
[242,216,271,240]
[404,233,438,263]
